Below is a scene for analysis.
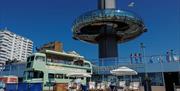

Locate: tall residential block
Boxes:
[0,28,33,64]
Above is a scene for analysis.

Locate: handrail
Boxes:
[72,9,143,31]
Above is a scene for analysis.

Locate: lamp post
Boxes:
[160,55,165,86]
[140,43,151,91]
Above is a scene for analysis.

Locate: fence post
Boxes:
[174,83,176,91]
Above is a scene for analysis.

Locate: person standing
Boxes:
[130,53,133,64]
[139,53,142,63]
[166,51,170,62]
[134,53,138,63]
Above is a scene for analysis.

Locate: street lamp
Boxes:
[140,43,152,91]
[140,43,147,75]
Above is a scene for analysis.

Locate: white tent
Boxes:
[110,66,138,90]
[110,66,137,76]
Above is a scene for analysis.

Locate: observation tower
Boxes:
[72,0,147,59]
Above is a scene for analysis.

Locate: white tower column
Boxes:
[98,0,116,9]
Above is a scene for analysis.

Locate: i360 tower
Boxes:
[72,0,147,61]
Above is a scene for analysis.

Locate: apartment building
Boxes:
[0,28,33,64]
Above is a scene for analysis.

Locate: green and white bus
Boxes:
[23,50,92,90]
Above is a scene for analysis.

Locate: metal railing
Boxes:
[72,9,143,31]
[90,54,180,66]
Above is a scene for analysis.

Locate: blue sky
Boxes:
[0,0,179,60]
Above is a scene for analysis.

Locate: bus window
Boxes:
[69,77,76,79]
[47,58,52,62]
[87,70,91,73]
[48,73,55,78]
[30,56,35,61]
[26,56,35,68]
[35,56,45,61]
[27,71,44,78]
[74,60,84,66]
[26,62,31,68]
[64,75,68,79]
[84,63,90,67]
[26,56,34,62]
[55,74,63,79]
[27,57,30,62]
[28,72,33,78]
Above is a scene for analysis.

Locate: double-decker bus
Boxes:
[23,50,92,90]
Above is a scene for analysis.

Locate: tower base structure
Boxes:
[97,25,118,58]
[98,34,119,66]
[98,35,118,58]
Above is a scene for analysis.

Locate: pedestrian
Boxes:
[130,53,133,64]
[139,53,142,63]
[166,51,170,62]
[134,53,138,63]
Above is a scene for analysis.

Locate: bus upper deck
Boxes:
[24,50,93,87]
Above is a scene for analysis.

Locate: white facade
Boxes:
[0,28,33,63]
